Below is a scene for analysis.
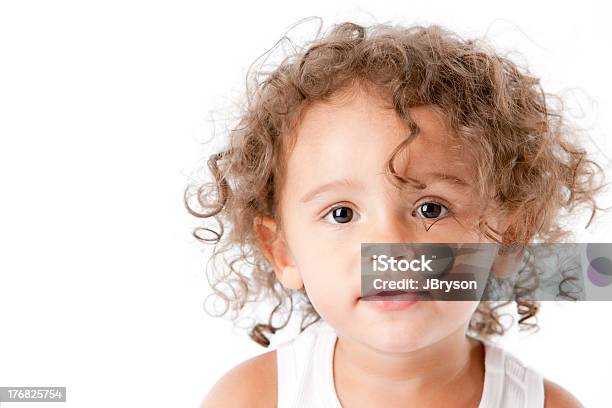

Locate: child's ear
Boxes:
[253,215,303,290]
[491,211,525,279]
[491,243,525,279]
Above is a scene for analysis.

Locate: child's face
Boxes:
[265,87,503,352]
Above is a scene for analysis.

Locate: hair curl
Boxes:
[185,19,609,347]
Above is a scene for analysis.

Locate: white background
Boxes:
[1,0,611,407]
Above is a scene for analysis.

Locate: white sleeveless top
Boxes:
[275,320,544,407]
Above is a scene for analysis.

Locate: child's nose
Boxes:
[364,213,420,245]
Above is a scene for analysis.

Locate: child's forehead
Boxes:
[284,93,477,205]
[290,97,468,174]
[295,89,459,145]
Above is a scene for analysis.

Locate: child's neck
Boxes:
[333,324,485,406]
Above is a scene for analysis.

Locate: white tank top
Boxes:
[275,320,544,407]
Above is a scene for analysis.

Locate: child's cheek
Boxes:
[297,241,360,324]
[436,300,480,329]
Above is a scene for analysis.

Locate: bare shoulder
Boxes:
[200,350,277,408]
[544,378,584,408]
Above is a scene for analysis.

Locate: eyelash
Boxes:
[320,198,454,226]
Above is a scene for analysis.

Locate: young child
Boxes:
[189,19,605,407]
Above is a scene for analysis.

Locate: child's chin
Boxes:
[356,321,436,353]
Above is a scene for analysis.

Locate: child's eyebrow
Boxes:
[413,172,471,189]
[396,171,473,195]
[300,178,364,203]
[299,172,470,204]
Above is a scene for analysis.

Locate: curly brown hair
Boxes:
[184,19,608,347]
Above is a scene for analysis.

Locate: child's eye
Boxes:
[322,205,358,225]
[413,201,449,220]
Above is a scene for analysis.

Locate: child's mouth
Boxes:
[359,289,432,301]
